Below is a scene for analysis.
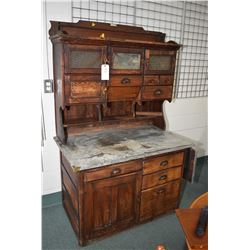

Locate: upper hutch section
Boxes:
[49,20,181,143]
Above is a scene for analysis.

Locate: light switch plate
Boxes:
[44,79,54,93]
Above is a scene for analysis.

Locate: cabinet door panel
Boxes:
[85,172,141,238]
[65,75,105,104]
[65,45,106,73]
[110,47,144,74]
[145,49,176,75]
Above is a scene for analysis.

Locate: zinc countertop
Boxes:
[54,125,195,172]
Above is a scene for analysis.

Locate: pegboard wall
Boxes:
[71,0,208,98]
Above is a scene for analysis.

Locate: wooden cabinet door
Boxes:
[64,44,107,74]
[144,49,176,75]
[110,47,144,74]
[84,172,141,239]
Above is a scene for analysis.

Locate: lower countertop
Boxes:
[54,125,195,172]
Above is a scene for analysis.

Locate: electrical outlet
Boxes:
[44,79,54,93]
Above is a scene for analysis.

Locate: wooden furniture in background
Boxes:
[176,192,208,250]
[50,20,196,246]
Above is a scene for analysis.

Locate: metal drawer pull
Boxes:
[160,160,168,167]
[154,89,162,96]
[159,175,167,180]
[149,79,157,84]
[111,168,121,175]
[121,78,131,84]
[156,188,166,194]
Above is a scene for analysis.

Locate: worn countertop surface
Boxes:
[54,125,195,171]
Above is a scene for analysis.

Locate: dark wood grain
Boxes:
[143,151,185,175]
[49,20,187,246]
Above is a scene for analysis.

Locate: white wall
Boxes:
[42,1,71,195]
[42,2,208,195]
[164,97,208,157]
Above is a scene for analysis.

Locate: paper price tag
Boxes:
[101,64,109,80]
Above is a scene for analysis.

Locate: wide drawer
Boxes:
[141,85,172,100]
[143,151,184,175]
[142,166,182,190]
[84,160,142,182]
[65,75,104,104]
[140,180,180,221]
[109,75,142,87]
[107,86,140,101]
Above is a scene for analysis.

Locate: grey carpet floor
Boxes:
[42,157,208,250]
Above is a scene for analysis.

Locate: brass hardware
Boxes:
[154,89,162,96]
[160,160,168,167]
[159,175,167,181]
[156,188,165,195]
[99,33,105,39]
[91,22,96,27]
[121,78,131,84]
[72,166,81,173]
[111,168,121,175]
[149,79,157,84]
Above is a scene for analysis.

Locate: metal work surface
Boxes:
[54,125,195,171]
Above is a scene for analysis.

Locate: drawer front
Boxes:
[141,85,172,100]
[140,180,180,221]
[109,76,142,87]
[143,151,184,175]
[107,86,140,101]
[142,166,182,190]
[84,160,142,182]
[160,75,174,85]
[144,76,160,85]
[65,75,104,104]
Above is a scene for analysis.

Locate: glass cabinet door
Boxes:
[145,49,176,74]
[110,47,143,74]
[65,45,107,73]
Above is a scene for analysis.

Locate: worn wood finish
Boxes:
[142,166,182,190]
[107,86,140,101]
[61,166,79,214]
[143,151,185,175]
[84,171,142,239]
[109,75,142,86]
[141,85,173,101]
[84,160,142,182]
[50,20,181,143]
[49,20,194,246]
[140,180,180,221]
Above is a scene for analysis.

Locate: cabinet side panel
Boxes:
[53,43,65,142]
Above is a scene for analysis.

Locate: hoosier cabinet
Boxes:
[49,20,196,246]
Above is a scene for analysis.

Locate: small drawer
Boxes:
[141,85,172,100]
[142,166,182,190]
[65,75,104,104]
[84,160,142,182]
[109,76,142,87]
[107,86,140,101]
[143,151,184,175]
[160,75,174,85]
[144,76,160,85]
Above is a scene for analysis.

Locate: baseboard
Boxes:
[42,155,208,208]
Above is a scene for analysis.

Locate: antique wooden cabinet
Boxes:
[49,20,196,246]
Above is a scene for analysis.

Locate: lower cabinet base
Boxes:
[75,208,178,246]
[59,149,193,246]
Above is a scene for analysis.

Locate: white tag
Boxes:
[101,64,109,80]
